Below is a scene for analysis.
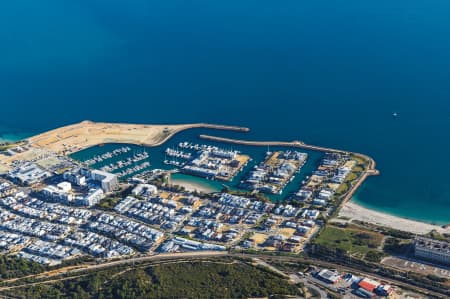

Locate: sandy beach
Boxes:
[337,201,450,235]
[170,179,217,194]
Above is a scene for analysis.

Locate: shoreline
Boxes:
[337,200,450,235]
[197,134,450,232]
[3,122,447,233]
[0,134,29,143]
[170,178,217,194]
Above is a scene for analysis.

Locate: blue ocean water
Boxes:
[1,1,450,224]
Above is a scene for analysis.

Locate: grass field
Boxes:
[351,155,369,172]
[352,166,364,172]
[336,183,349,195]
[314,224,384,256]
[344,172,358,183]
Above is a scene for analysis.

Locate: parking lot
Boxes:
[382,256,450,278]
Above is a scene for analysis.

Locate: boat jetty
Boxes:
[100,151,149,172]
[164,142,250,181]
[83,146,131,166]
[165,148,192,160]
[164,146,192,167]
[117,161,151,178]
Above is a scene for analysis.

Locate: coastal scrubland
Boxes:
[0,260,301,299]
[0,255,46,279]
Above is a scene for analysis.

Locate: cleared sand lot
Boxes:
[0,120,249,171]
[28,120,248,154]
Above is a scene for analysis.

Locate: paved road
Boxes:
[253,258,288,278]
[290,275,327,299]
[70,251,228,274]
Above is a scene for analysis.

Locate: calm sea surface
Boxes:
[1,1,450,224]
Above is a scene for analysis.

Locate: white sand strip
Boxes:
[338,201,450,235]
